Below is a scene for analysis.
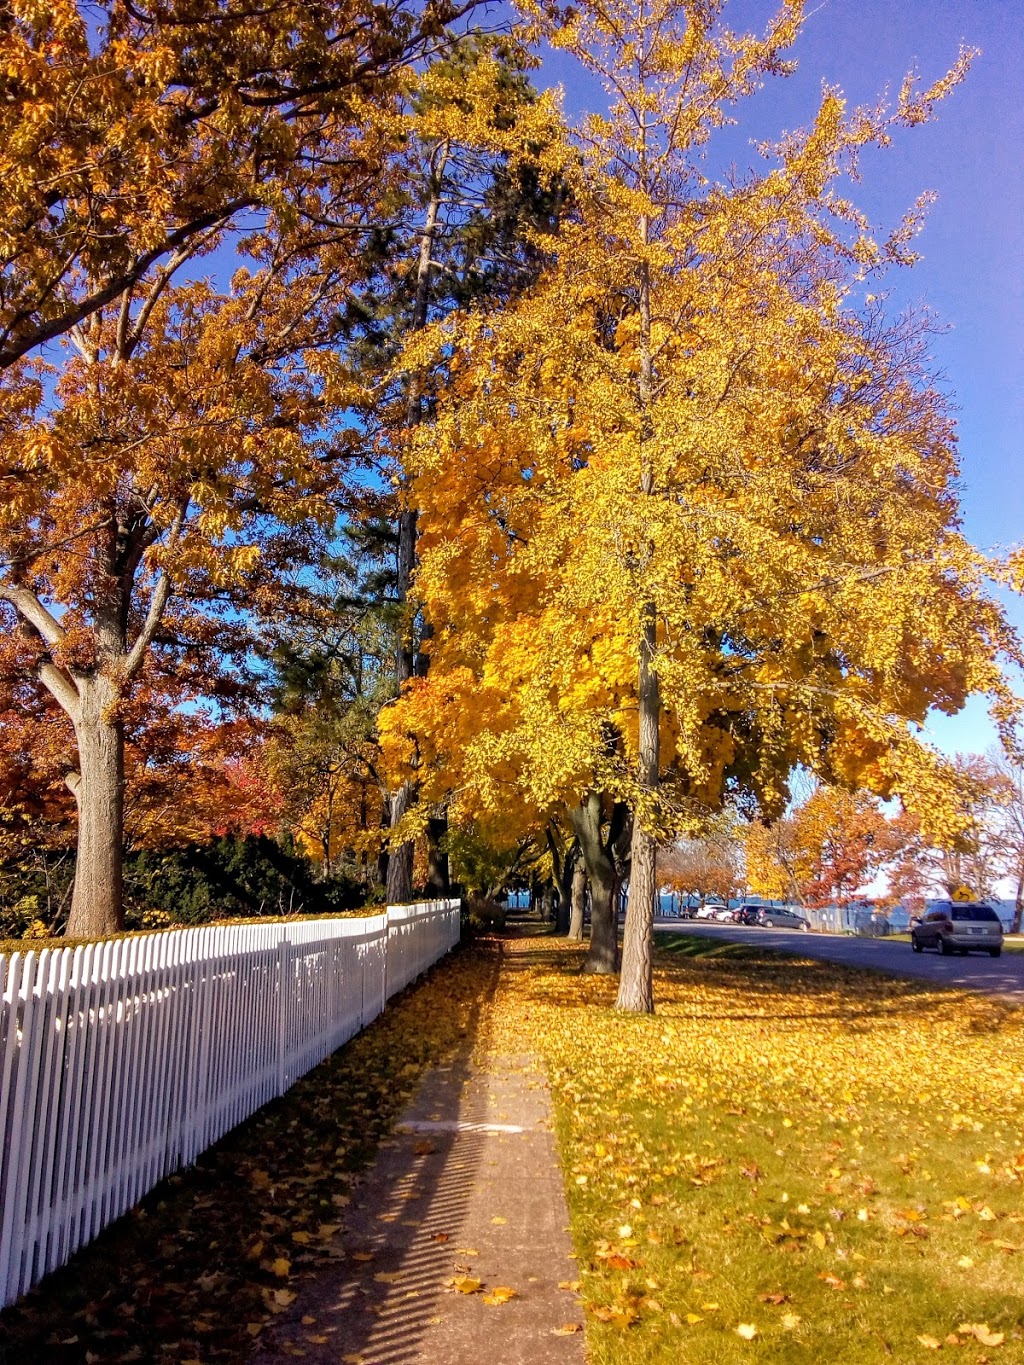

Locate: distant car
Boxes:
[911,903,1003,957]
[735,903,765,925]
[694,903,727,920]
[753,906,810,931]
[712,905,738,922]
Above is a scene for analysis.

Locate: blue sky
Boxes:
[540,0,1023,759]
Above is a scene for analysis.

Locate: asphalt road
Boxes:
[653,919,1024,1001]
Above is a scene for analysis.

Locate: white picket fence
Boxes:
[0,899,460,1309]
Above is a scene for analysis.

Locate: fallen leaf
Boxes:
[552,1324,583,1335]
[558,1280,582,1292]
[958,1322,1005,1347]
[736,1323,758,1340]
[271,1257,291,1278]
[782,1313,801,1331]
[685,1313,703,1325]
[446,1276,482,1295]
[374,1272,403,1284]
[491,1216,507,1225]
[917,1336,941,1350]
[482,1286,519,1305]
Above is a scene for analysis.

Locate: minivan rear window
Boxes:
[950,905,1001,923]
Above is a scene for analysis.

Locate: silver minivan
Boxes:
[911,903,1004,957]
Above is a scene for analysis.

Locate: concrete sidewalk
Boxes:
[256,1044,586,1364]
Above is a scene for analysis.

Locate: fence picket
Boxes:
[0,900,459,1309]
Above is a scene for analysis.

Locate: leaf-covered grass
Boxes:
[494,935,1024,1363]
[0,942,500,1365]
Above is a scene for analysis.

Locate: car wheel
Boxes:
[990,947,1002,958]
[763,918,774,928]
[940,937,953,955]
[911,937,923,953]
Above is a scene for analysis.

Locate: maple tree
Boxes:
[384,0,1020,1009]
[745,785,893,909]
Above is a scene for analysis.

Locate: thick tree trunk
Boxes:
[424,813,449,897]
[568,859,587,941]
[1012,871,1023,935]
[386,782,415,904]
[617,602,660,1012]
[66,678,125,938]
[572,793,619,973]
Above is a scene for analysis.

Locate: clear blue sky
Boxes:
[540,0,1023,759]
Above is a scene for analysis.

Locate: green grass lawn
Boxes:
[511,934,1024,1363]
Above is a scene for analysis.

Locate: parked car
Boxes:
[735,903,766,925]
[694,902,727,920]
[911,903,1003,957]
[712,905,738,922]
[753,905,810,931]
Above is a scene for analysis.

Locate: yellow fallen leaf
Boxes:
[957,1256,974,1269]
[558,1280,582,1292]
[685,1313,703,1325]
[446,1276,482,1294]
[306,1336,329,1345]
[482,1286,518,1305]
[812,1230,826,1250]
[782,1313,801,1331]
[271,1258,291,1279]
[491,1216,507,1225]
[301,1316,316,1325]
[317,1224,341,1239]
[978,1207,996,1222]
[959,1322,1005,1346]
[552,1324,583,1335]
[246,1323,264,1338]
[351,1251,375,1262]
[291,1231,312,1245]
[701,1302,720,1311]
[374,1272,403,1284]
[917,1336,941,1350]
[736,1323,758,1340]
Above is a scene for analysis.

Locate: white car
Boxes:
[695,903,727,920]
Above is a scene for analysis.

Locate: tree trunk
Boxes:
[572,793,619,973]
[1012,870,1023,935]
[541,881,555,923]
[568,860,587,941]
[424,813,449,897]
[555,842,575,935]
[386,782,415,904]
[66,678,125,938]
[617,602,660,1012]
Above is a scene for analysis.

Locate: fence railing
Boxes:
[0,899,460,1310]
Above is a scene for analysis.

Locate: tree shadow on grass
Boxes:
[0,942,501,1365]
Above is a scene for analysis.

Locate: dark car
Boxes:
[735,903,765,925]
[735,903,809,931]
[911,902,1003,957]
